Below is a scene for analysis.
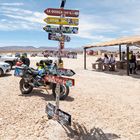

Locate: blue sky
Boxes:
[0,0,140,49]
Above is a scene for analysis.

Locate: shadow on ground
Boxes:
[2,73,12,77]
[62,122,120,140]
[90,69,140,79]
[20,89,74,102]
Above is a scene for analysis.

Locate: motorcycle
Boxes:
[15,62,71,100]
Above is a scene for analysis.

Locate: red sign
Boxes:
[44,8,79,17]
[44,75,75,87]
[60,41,64,49]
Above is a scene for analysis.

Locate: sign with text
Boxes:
[46,103,71,126]
[44,8,79,17]
[43,25,78,34]
[44,17,79,26]
[57,68,75,77]
[48,33,71,42]
[44,75,75,87]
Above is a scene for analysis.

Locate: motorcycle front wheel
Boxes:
[52,84,69,100]
[20,79,33,94]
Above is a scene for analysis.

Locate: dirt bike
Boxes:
[15,65,70,100]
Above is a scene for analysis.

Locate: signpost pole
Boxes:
[44,0,78,125]
[54,0,66,119]
[54,83,60,115]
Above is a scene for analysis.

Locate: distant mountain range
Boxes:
[0,46,83,52]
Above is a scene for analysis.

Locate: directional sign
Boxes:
[46,103,71,125]
[48,33,71,42]
[44,75,75,87]
[44,8,79,17]
[57,68,75,77]
[43,25,78,34]
[44,17,79,26]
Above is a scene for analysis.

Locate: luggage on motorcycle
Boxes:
[14,66,24,77]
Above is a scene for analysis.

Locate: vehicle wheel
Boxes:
[52,84,69,100]
[0,68,4,77]
[20,79,33,94]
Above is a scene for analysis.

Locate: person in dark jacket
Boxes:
[20,54,30,67]
[24,57,30,67]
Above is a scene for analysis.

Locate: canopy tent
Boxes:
[83,35,140,75]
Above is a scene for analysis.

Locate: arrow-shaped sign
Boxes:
[48,33,71,42]
[43,25,78,34]
[44,8,79,17]
[44,17,79,26]
[57,68,75,77]
[46,103,71,125]
[44,75,75,87]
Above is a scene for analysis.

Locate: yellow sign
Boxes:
[44,17,79,26]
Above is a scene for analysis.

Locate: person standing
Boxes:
[20,54,30,67]
[129,51,137,74]
[121,52,126,62]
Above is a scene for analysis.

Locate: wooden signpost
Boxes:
[43,0,79,126]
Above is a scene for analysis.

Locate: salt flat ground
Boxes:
[0,54,140,140]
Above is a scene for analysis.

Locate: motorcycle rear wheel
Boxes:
[20,79,33,94]
[52,84,69,100]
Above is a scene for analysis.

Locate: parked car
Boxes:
[0,62,11,76]
[0,55,18,69]
[30,53,37,57]
[87,50,94,55]
[15,53,21,58]
[67,52,77,59]
[37,53,44,57]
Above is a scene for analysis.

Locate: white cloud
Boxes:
[0,3,24,6]
[1,0,140,43]
[74,13,118,42]
[132,28,140,35]
[0,6,46,31]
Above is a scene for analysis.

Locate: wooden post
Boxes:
[54,0,67,118]
[126,45,129,76]
[119,44,121,61]
[84,48,86,69]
